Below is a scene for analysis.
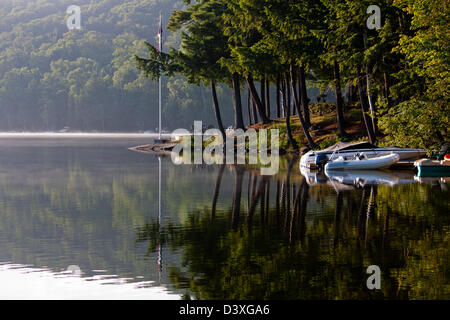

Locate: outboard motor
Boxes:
[315,153,328,170]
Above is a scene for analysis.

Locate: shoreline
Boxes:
[129,142,179,154]
[0,132,173,138]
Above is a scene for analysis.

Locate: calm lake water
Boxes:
[0,135,448,300]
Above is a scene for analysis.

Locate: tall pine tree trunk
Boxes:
[248,82,258,124]
[290,65,317,149]
[252,100,258,124]
[200,83,207,111]
[298,67,311,127]
[260,75,266,117]
[334,60,346,136]
[247,86,252,126]
[281,73,298,150]
[246,75,270,124]
[232,73,245,130]
[366,71,378,135]
[347,83,354,105]
[363,31,377,135]
[276,74,281,118]
[356,68,376,144]
[211,79,226,142]
[265,77,271,118]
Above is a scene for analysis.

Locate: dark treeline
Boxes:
[137,0,448,150]
[0,0,239,131]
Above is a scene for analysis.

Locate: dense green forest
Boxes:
[0,0,240,131]
[138,0,448,150]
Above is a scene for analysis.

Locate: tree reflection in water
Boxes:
[136,159,449,300]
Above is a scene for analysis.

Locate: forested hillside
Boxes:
[0,0,235,131]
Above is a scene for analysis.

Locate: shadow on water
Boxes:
[136,158,449,300]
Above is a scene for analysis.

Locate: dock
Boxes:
[389,160,416,170]
[129,141,178,154]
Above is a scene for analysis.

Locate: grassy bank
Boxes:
[247,103,370,152]
[171,103,374,155]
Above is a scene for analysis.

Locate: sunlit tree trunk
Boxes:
[211,79,226,142]
[298,67,311,127]
[246,75,270,124]
[265,77,271,118]
[252,100,258,124]
[276,74,281,118]
[290,66,317,149]
[247,86,252,126]
[334,60,346,136]
[356,68,376,144]
[260,75,266,118]
[282,73,298,150]
[232,73,245,129]
[363,31,377,136]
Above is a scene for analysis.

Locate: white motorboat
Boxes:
[324,153,400,171]
[300,141,426,169]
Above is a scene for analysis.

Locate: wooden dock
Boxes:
[389,160,416,170]
[129,142,178,154]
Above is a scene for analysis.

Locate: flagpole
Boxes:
[159,73,162,140]
[157,13,164,285]
[158,12,162,140]
[158,155,162,284]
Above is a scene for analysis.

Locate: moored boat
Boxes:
[324,153,400,171]
[414,158,450,177]
[300,141,426,169]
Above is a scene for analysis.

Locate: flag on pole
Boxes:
[157,12,163,140]
[158,13,162,52]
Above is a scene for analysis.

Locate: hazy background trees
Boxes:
[0,0,237,131]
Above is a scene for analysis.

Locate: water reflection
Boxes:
[0,138,448,299]
[326,170,413,188]
[0,263,178,300]
[137,159,449,300]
